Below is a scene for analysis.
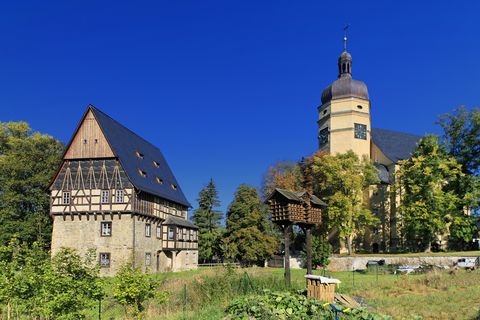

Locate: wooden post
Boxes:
[284,224,292,286]
[305,225,313,275]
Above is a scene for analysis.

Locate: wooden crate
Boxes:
[305,275,339,303]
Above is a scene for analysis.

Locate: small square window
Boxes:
[101,190,110,204]
[99,253,110,268]
[62,191,71,204]
[115,190,124,203]
[168,226,175,240]
[156,225,161,239]
[101,221,112,237]
[145,252,151,266]
[145,223,151,237]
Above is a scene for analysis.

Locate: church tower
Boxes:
[318,33,371,158]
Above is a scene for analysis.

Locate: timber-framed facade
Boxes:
[49,105,198,275]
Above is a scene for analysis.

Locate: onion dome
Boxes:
[321,40,369,104]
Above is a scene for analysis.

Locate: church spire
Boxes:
[338,25,352,78]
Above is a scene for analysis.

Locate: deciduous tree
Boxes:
[397,135,472,251]
[0,121,63,247]
[310,150,379,255]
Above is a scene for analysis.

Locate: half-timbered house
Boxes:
[49,105,198,275]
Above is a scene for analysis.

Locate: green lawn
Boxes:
[91,266,480,320]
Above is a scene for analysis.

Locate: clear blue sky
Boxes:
[0,1,479,215]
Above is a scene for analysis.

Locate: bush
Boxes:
[113,263,168,318]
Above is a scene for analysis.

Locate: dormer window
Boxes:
[156,177,163,184]
[136,151,144,159]
[171,184,177,191]
[138,169,147,177]
[153,161,160,168]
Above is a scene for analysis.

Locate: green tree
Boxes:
[397,135,470,252]
[300,234,332,269]
[437,106,480,175]
[310,150,380,255]
[223,185,278,266]
[0,121,64,247]
[113,263,167,318]
[191,179,224,262]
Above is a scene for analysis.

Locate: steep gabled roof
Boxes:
[89,105,191,207]
[271,188,327,206]
[371,128,423,163]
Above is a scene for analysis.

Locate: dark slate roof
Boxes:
[374,163,390,184]
[164,215,198,229]
[89,105,191,207]
[371,128,423,163]
[272,188,327,206]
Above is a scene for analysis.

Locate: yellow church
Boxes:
[318,37,422,253]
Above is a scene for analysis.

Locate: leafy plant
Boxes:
[113,263,168,318]
[225,289,391,320]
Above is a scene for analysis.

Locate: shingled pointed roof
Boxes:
[89,105,191,207]
[371,128,423,163]
[270,188,327,206]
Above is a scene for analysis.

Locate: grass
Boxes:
[90,266,480,320]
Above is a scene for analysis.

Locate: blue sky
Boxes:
[0,1,479,215]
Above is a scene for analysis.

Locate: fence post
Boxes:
[376,264,378,284]
[183,284,187,316]
[352,268,355,287]
[98,299,101,320]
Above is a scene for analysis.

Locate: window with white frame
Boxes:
[99,253,110,267]
[62,191,70,204]
[168,226,175,240]
[156,225,161,239]
[101,221,112,236]
[178,227,183,240]
[145,252,151,266]
[115,190,124,203]
[101,190,110,203]
[186,229,190,241]
[145,223,151,237]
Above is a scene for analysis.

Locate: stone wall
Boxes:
[327,255,470,272]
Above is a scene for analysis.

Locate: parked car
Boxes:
[455,257,479,270]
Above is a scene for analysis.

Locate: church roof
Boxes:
[89,105,191,207]
[371,128,423,163]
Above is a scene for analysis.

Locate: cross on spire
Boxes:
[343,24,349,51]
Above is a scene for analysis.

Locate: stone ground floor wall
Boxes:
[327,256,473,272]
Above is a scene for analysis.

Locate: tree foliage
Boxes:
[191,179,224,262]
[300,234,332,269]
[397,135,474,251]
[0,121,64,247]
[261,161,303,198]
[0,241,103,319]
[224,185,279,266]
[437,106,480,176]
[310,150,379,255]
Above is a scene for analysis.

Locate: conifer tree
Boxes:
[191,179,224,262]
[223,185,278,266]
